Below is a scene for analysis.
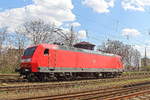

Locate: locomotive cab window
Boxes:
[44,49,49,55]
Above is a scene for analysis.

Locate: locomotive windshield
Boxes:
[23,47,37,56]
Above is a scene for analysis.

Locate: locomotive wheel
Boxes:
[26,73,37,82]
[56,76,65,81]
[64,72,74,81]
[55,73,73,81]
[55,73,65,81]
[38,74,50,82]
[65,75,73,81]
[94,73,101,79]
[111,73,117,78]
[102,73,108,78]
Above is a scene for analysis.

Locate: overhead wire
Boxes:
[82,15,150,48]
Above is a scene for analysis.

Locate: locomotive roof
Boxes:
[37,44,120,57]
[60,45,119,57]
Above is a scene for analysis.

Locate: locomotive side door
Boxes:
[43,48,50,67]
[49,49,56,70]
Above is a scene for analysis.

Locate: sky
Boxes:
[0,0,150,57]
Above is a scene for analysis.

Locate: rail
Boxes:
[12,81,150,100]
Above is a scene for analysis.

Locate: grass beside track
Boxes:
[123,71,150,75]
[1,76,150,99]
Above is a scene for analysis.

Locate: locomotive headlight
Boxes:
[21,58,31,63]
[21,59,25,63]
[26,58,31,62]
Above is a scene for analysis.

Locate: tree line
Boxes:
[0,19,141,73]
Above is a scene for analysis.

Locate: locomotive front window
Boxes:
[23,47,37,56]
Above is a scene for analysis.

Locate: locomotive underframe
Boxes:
[17,67,122,82]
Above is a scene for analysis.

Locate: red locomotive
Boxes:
[17,43,123,81]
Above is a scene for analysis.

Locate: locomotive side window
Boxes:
[44,49,49,55]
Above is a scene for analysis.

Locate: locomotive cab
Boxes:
[18,46,37,75]
[21,46,37,64]
[16,44,57,81]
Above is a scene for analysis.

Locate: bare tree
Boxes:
[18,19,79,47]
[18,19,58,45]
[0,27,8,71]
[98,40,141,68]
[132,49,141,67]
[0,27,7,53]
[0,27,21,73]
[53,26,79,47]
[11,32,27,60]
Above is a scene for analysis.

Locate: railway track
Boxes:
[11,81,150,100]
[1,74,150,92]
[0,73,150,99]
[0,74,19,79]
[107,89,150,100]
[0,74,22,83]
